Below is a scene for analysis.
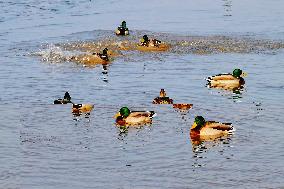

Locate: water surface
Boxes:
[1,0,284,188]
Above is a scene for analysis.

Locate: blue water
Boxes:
[1,0,284,188]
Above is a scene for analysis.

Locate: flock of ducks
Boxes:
[54,21,247,143]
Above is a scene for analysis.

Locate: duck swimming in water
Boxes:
[70,48,110,65]
[115,21,129,36]
[54,92,72,104]
[54,92,94,117]
[72,103,94,116]
[190,116,234,141]
[206,69,246,90]
[115,107,156,126]
[137,35,170,52]
[153,89,174,104]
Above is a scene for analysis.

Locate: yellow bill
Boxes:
[114,112,121,119]
[241,72,248,77]
[191,122,198,130]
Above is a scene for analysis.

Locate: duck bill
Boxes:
[107,50,114,56]
[114,112,121,119]
[191,122,198,130]
[241,72,248,77]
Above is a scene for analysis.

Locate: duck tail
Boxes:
[206,77,213,88]
[148,111,157,118]
[223,122,234,131]
[227,125,236,134]
[206,76,213,82]
[54,99,62,104]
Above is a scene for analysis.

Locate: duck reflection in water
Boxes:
[102,64,109,83]
[116,124,152,140]
[191,136,233,168]
[218,88,245,102]
[117,125,133,139]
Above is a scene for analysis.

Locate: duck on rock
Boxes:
[115,21,129,36]
[206,68,246,90]
[115,107,156,126]
[190,116,234,141]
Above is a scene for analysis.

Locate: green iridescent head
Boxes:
[233,69,242,78]
[194,116,206,128]
[121,21,126,28]
[120,107,130,118]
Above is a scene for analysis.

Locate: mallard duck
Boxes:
[72,103,94,116]
[137,35,170,52]
[69,48,110,65]
[54,92,72,104]
[190,116,234,141]
[153,89,174,104]
[206,69,245,90]
[114,107,156,126]
[115,21,129,36]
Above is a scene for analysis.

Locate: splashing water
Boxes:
[30,30,284,65]
[31,43,71,63]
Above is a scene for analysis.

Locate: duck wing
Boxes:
[208,79,241,89]
[153,97,173,104]
[207,74,235,81]
[206,121,233,131]
[130,111,156,118]
[125,116,152,125]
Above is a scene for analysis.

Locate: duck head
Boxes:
[114,107,131,119]
[54,92,72,104]
[103,48,108,55]
[121,21,127,28]
[64,92,71,101]
[191,116,206,130]
[120,106,130,118]
[140,35,149,43]
[160,89,167,97]
[143,35,149,42]
[232,69,242,78]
